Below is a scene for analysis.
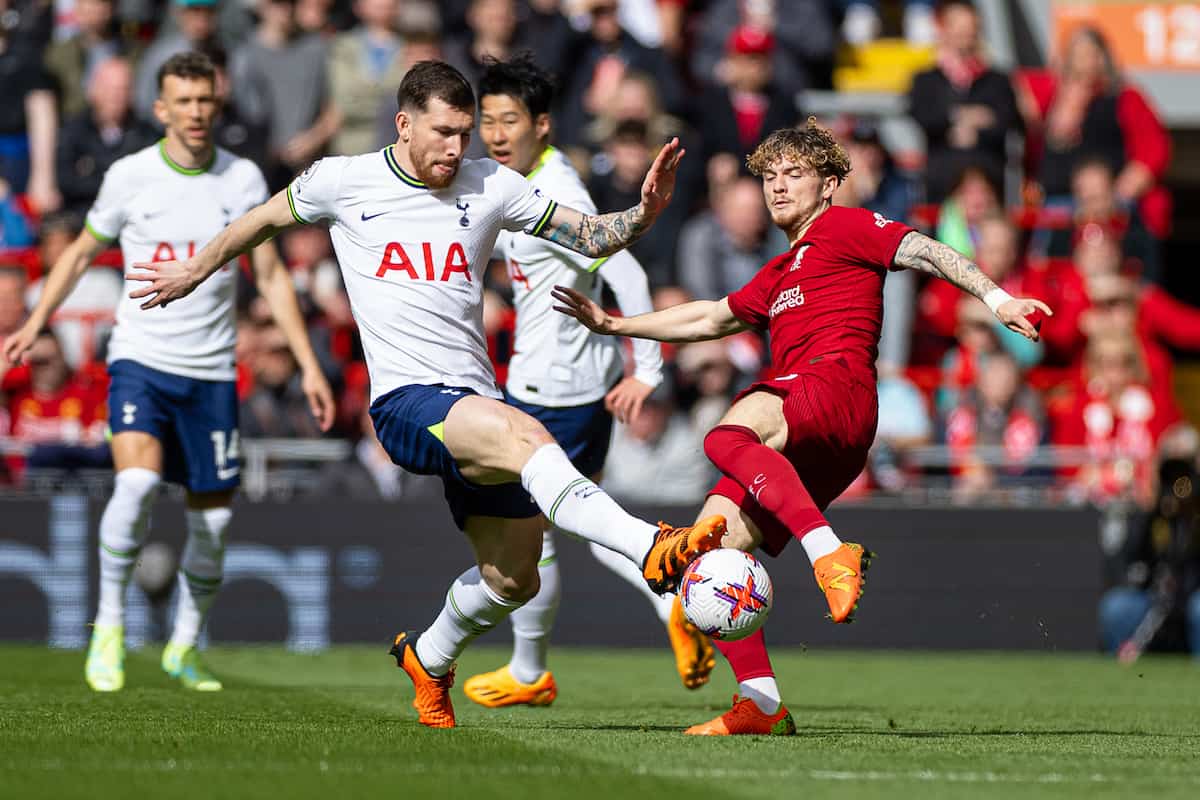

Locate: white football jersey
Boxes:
[287,148,557,402]
[497,147,656,406]
[86,141,267,381]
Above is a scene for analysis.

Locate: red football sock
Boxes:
[713,628,774,680]
[703,424,827,539]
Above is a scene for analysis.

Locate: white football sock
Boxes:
[416,567,523,677]
[800,525,842,566]
[508,531,561,684]
[587,541,673,624]
[170,506,232,648]
[520,444,657,564]
[95,468,161,628]
[740,676,781,715]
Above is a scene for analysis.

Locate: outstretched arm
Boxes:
[893,231,1053,341]
[538,138,684,258]
[553,285,745,343]
[128,189,297,309]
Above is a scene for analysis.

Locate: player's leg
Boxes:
[703,390,867,622]
[442,394,725,592]
[392,514,544,727]
[87,360,169,691]
[160,375,240,690]
[683,493,796,736]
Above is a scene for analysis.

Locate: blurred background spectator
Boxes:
[676,175,769,301]
[326,0,406,156]
[134,0,221,121]
[43,0,135,120]
[239,321,327,438]
[0,0,61,213]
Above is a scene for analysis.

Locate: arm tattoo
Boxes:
[893,231,998,301]
[539,204,651,258]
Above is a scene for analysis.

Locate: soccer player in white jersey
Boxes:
[127,60,726,728]
[2,53,335,693]
[459,55,715,709]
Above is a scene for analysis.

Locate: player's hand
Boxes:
[639,137,685,221]
[605,376,655,425]
[301,367,336,432]
[2,320,41,368]
[996,297,1053,341]
[127,259,202,309]
[552,285,617,334]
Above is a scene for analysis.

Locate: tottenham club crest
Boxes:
[455,198,470,227]
[789,245,810,272]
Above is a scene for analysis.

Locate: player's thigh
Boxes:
[719,390,788,451]
[464,514,545,602]
[109,431,164,474]
[172,378,241,495]
[696,493,765,552]
[442,395,555,484]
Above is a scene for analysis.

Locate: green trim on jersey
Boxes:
[286,185,308,225]
[384,145,427,188]
[586,256,609,273]
[158,139,216,176]
[529,200,557,237]
[84,219,116,243]
[525,146,556,181]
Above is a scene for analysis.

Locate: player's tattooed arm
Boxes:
[893,231,997,301]
[540,203,651,258]
[539,137,685,258]
[893,231,1054,341]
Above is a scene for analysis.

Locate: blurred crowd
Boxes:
[0,0,1197,509]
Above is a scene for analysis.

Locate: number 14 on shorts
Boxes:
[211,430,241,480]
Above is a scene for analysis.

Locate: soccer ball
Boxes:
[679,549,773,641]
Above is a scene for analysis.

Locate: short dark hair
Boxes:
[477,53,557,119]
[396,60,475,114]
[157,51,216,91]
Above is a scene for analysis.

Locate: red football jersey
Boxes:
[727,206,913,378]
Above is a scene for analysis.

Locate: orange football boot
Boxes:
[642,515,727,593]
[389,631,456,728]
[463,666,558,708]
[812,542,872,623]
[667,595,714,689]
[684,695,796,736]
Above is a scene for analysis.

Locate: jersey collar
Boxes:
[158,138,215,175]
[384,145,428,189]
[525,146,556,181]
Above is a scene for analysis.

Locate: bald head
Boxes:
[89,57,134,127]
[717,176,768,250]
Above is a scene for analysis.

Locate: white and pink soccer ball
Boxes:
[679,549,773,641]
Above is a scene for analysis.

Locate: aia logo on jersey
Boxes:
[376,241,471,282]
[873,212,894,228]
[789,245,810,272]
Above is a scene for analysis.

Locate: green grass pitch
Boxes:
[2,644,1198,799]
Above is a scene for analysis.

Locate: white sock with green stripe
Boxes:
[508,531,561,684]
[587,541,673,624]
[95,468,161,628]
[520,444,658,565]
[169,507,232,648]
[417,567,523,676]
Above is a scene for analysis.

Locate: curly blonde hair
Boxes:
[746,117,852,183]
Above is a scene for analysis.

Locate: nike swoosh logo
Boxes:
[217,467,240,480]
[361,210,388,221]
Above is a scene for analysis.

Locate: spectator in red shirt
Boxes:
[1018,25,1172,239]
[1056,329,1181,507]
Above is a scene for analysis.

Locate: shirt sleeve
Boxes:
[726,257,778,330]
[84,160,130,243]
[839,207,915,270]
[287,157,345,224]
[240,162,270,214]
[495,164,558,236]
[597,250,663,388]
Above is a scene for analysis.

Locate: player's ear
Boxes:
[822,174,839,200]
[395,111,409,143]
[153,97,169,128]
[534,113,551,142]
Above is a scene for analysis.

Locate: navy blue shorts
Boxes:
[107,359,240,494]
[503,391,613,478]
[369,384,539,530]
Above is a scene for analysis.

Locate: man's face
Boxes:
[1073,164,1117,220]
[977,356,1019,410]
[716,178,767,249]
[178,7,217,42]
[759,158,837,231]
[76,0,114,35]
[354,0,398,29]
[0,272,26,334]
[976,219,1017,282]
[939,5,979,55]
[27,335,70,393]
[480,94,548,176]
[397,98,475,189]
[155,75,219,150]
[468,0,516,43]
[724,52,772,92]
[89,60,133,125]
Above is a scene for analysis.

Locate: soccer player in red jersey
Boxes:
[553,119,1052,735]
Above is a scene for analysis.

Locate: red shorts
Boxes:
[709,355,878,557]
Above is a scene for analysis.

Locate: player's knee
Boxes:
[703,424,754,464]
[508,410,555,460]
[113,467,162,514]
[488,567,541,604]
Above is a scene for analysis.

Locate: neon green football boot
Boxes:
[162,643,223,691]
[85,623,126,692]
